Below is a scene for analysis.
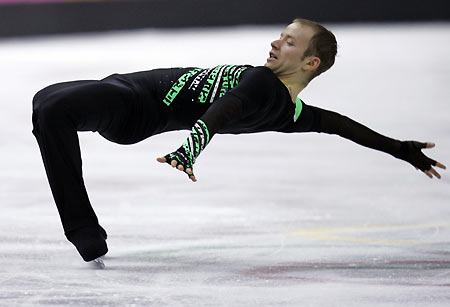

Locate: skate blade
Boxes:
[89,257,106,270]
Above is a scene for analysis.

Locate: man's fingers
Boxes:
[157,154,196,182]
[186,169,196,182]
[423,167,441,179]
[156,157,166,163]
[420,142,446,178]
[429,167,441,179]
[424,170,433,179]
[436,162,446,169]
[156,156,178,167]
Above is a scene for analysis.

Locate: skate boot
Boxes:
[67,226,108,263]
[99,224,108,240]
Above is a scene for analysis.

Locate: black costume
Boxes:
[32,65,436,261]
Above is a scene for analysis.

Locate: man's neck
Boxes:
[279,75,309,103]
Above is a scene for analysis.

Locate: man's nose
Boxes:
[271,39,281,49]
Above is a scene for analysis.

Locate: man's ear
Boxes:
[303,56,321,72]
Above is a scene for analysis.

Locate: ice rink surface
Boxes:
[0,23,449,306]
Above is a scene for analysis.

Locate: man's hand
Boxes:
[156,119,211,183]
[397,141,446,179]
[157,152,197,182]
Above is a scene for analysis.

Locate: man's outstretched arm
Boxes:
[306,106,446,179]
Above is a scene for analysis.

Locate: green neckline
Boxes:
[294,97,303,122]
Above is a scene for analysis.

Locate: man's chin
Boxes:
[264,62,274,70]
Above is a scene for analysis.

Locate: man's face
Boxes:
[265,22,316,76]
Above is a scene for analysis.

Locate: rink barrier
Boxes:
[0,0,449,38]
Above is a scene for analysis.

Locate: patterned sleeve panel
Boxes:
[165,119,210,171]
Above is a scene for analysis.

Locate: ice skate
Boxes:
[67,226,108,262]
[89,256,106,269]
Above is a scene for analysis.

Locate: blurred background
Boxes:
[1,0,449,38]
[1,1,450,306]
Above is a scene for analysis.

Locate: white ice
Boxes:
[0,23,450,306]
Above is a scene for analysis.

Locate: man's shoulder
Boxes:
[244,65,274,75]
[240,65,277,83]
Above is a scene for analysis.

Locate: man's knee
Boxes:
[32,84,58,112]
[32,88,72,129]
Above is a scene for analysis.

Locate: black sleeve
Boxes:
[306,105,402,157]
[290,104,438,171]
[199,93,244,135]
[199,66,275,135]
[225,66,275,117]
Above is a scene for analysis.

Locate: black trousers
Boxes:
[32,77,160,238]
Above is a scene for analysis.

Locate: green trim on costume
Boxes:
[294,97,303,122]
[218,65,234,98]
[163,65,250,107]
[198,65,224,103]
[163,68,203,106]
[197,119,210,145]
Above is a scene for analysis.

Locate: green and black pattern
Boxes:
[165,119,210,174]
[163,65,249,107]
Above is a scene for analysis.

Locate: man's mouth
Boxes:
[267,51,278,63]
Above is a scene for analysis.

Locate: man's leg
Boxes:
[32,80,136,261]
